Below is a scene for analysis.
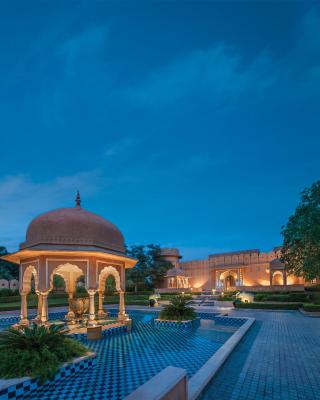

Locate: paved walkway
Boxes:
[200,310,320,400]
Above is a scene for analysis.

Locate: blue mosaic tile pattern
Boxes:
[200,310,320,400]
[154,317,200,329]
[0,355,96,400]
[24,310,237,400]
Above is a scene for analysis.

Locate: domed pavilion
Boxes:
[2,192,137,326]
[158,248,189,289]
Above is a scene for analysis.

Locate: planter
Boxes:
[154,318,200,329]
[87,325,102,340]
[71,323,128,340]
[0,352,96,400]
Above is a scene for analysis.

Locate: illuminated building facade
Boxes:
[158,248,305,292]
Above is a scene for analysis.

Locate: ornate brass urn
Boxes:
[69,297,89,322]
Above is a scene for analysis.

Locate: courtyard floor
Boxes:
[201,309,320,400]
[1,307,320,400]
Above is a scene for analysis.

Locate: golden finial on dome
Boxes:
[75,191,81,208]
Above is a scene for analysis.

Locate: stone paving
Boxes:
[200,310,320,400]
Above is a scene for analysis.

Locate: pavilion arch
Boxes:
[21,265,39,294]
[98,266,121,292]
[220,270,238,289]
[49,263,85,293]
[220,270,238,282]
[272,271,284,285]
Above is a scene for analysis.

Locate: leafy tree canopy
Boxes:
[0,247,19,280]
[281,181,320,280]
[125,244,172,291]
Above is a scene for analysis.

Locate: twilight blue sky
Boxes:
[0,1,319,260]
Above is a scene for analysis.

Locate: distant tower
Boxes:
[157,248,189,290]
[157,248,181,268]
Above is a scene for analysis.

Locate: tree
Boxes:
[53,275,65,291]
[281,181,320,280]
[125,244,172,291]
[0,247,19,280]
[105,275,116,294]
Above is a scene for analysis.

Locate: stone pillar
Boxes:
[118,290,128,321]
[36,292,43,321]
[270,272,273,286]
[97,291,107,318]
[65,292,75,322]
[283,272,287,286]
[20,292,29,325]
[88,290,97,325]
[40,291,49,324]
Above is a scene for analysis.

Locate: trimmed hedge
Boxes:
[125,291,154,295]
[305,285,320,292]
[235,302,301,310]
[0,294,150,312]
[254,293,309,302]
[0,289,19,297]
[302,304,320,312]
[310,293,320,303]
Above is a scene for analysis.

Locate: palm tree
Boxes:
[0,324,87,382]
[159,295,196,321]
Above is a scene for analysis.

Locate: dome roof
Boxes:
[165,267,188,277]
[20,194,125,254]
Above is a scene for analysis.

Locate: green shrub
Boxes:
[310,293,320,303]
[235,302,301,310]
[0,324,87,382]
[0,288,18,297]
[75,286,87,295]
[0,295,21,303]
[159,295,196,321]
[253,293,309,302]
[302,304,320,312]
[125,291,154,295]
[305,285,320,292]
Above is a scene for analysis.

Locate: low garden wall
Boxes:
[124,366,188,400]
[71,324,128,340]
[154,318,200,329]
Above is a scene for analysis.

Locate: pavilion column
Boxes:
[97,291,107,318]
[20,292,29,326]
[118,290,128,321]
[36,292,43,321]
[40,291,49,324]
[88,290,97,325]
[283,272,287,286]
[65,292,75,322]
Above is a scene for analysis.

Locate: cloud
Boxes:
[127,44,277,108]
[104,137,137,157]
[56,25,109,78]
[127,8,320,109]
[0,170,103,251]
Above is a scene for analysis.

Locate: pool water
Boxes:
[16,310,245,400]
